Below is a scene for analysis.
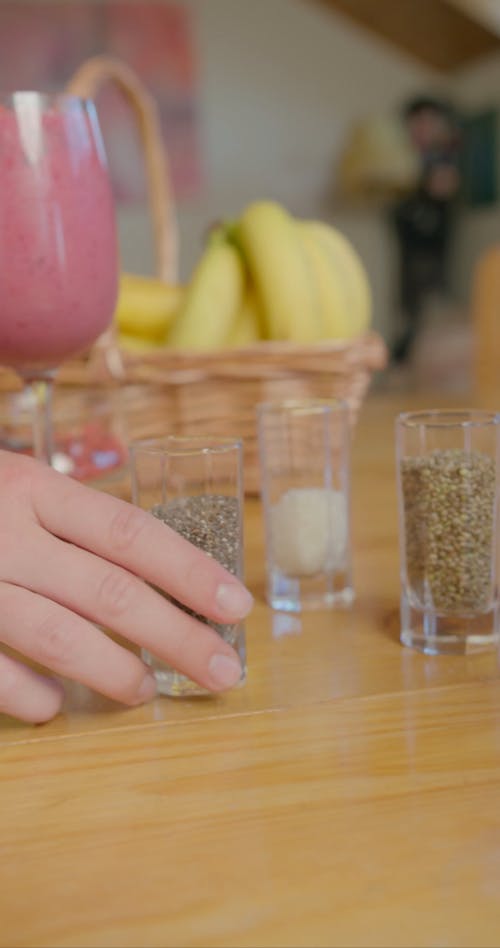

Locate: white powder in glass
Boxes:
[270,487,348,577]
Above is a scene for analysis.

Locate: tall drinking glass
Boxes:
[257,399,353,612]
[0,92,118,464]
[130,436,247,696]
[396,410,500,654]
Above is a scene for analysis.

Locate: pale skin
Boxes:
[0,450,253,724]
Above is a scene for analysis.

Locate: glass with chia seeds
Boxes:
[130,436,246,696]
[396,410,500,655]
[257,398,353,612]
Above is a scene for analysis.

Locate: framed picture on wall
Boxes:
[460,108,499,208]
[0,1,203,204]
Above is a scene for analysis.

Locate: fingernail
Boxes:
[135,673,158,704]
[216,583,254,619]
[208,653,242,690]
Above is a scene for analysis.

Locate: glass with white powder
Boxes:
[257,399,353,611]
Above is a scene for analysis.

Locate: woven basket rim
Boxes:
[55,329,388,388]
[120,330,387,366]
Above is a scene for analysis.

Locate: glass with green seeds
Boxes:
[396,410,500,655]
[130,435,246,696]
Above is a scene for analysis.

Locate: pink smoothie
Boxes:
[0,98,118,370]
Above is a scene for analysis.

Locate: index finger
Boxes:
[32,464,254,623]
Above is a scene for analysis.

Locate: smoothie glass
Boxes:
[0,92,118,464]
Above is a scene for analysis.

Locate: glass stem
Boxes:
[22,373,55,466]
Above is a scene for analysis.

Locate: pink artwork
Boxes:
[0,2,202,202]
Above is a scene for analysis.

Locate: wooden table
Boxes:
[2,389,500,948]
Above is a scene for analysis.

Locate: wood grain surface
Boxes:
[2,388,500,947]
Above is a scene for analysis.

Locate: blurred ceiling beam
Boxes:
[448,0,500,37]
[313,0,500,71]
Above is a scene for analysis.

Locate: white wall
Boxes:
[119,0,440,341]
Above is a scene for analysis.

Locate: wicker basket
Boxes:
[61,57,388,493]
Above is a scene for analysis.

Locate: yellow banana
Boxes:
[225,286,263,348]
[118,332,166,353]
[234,201,322,343]
[297,222,353,339]
[303,221,372,336]
[167,231,246,350]
[115,273,183,342]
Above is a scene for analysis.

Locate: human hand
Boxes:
[0,451,253,723]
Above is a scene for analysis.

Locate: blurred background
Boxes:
[2,0,500,390]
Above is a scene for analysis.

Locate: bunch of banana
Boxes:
[165,201,372,350]
[115,202,372,353]
[234,202,371,343]
[115,273,184,351]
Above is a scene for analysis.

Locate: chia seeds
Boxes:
[401,449,496,613]
[151,494,241,645]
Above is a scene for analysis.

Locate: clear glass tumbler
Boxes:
[396,410,500,655]
[257,399,353,612]
[129,436,246,696]
[0,386,129,482]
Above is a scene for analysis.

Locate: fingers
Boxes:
[0,650,64,724]
[7,529,244,692]
[0,456,246,710]
[0,582,158,708]
[32,467,253,623]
